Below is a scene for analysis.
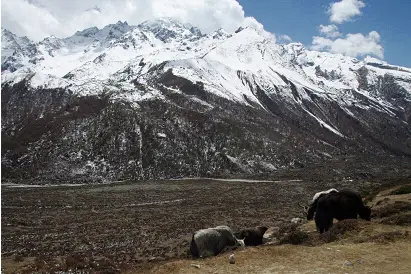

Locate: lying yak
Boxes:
[299,188,339,220]
[190,225,245,258]
[234,226,268,246]
[315,189,371,233]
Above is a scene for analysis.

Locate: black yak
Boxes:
[234,226,268,246]
[190,225,244,258]
[299,188,339,220]
[315,189,371,233]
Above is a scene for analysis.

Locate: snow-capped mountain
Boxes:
[2,18,411,184]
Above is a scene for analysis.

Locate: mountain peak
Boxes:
[116,20,129,26]
[75,26,100,37]
[1,28,34,50]
[2,28,13,36]
[139,17,186,26]
[69,21,132,44]
[138,17,202,42]
[102,20,132,33]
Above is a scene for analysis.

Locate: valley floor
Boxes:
[1,170,411,273]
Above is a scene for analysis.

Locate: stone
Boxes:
[229,254,236,264]
[263,227,280,241]
[356,259,364,264]
[291,217,303,224]
[343,261,353,266]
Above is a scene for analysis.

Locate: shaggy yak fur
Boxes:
[190,225,244,258]
[306,188,339,220]
[315,189,371,233]
[235,226,268,246]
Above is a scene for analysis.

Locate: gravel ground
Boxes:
[2,164,410,273]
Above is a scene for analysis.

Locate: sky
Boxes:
[239,0,411,67]
[1,0,410,67]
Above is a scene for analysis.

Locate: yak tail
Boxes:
[190,234,199,258]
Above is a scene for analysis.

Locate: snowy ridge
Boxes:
[2,19,411,137]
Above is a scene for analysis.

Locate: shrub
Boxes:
[320,219,360,243]
[390,185,411,195]
[380,212,411,226]
[279,231,310,245]
[369,232,405,243]
[372,201,411,218]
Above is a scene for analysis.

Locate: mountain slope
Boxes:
[2,19,411,183]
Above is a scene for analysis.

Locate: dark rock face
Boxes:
[2,68,411,184]
[315,65,341,81]
[378,74,407,100]
[75,27,100,37]
[357,67,407,101]
[357,66,369,91]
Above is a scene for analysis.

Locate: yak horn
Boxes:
[298,202,307,209]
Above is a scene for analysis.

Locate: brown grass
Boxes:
[147,241,411,274]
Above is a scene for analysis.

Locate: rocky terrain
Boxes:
[2,18,411,184]
[1,169,411,273]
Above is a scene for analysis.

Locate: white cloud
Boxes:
[278,34,292,43]
[311,36,334,50]
[1,0,269,41]
[311,31,384,59]
[318,24,341,38]
[328,0,365,24]
[1,0,61,39]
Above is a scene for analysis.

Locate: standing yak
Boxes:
[315,189,371,233]
[300,188,339,220]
